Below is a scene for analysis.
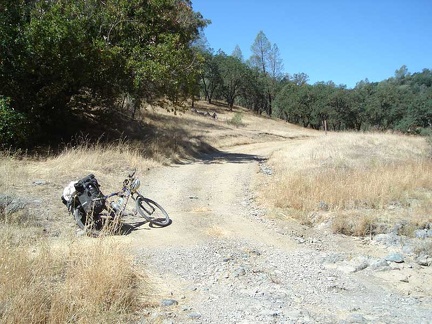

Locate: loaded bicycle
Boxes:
[62,170,170,233]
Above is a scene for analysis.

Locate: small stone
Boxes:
[33,180,47,185]
[338,265,357,273]
[415,229,432,239]
[354,261,369,272]
[345,313,367,323]
[415,229,428,239]
[260,309,280,317]
[161,299,178,307]
[76,229,86,237]
[295,237,306,244]
[188,312,201,319]
[385,253,404,263]
[370,259,389,270]
[234,267,246,277]
[318,201,329,211]
[416,255,432,266]
[374,233,401,247]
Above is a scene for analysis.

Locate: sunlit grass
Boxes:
[273,160,432,212]
[0,137,164,323]
[264,132,432,237]
[0,232,145,323]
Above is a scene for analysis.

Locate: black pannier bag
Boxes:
[73,174,106,215]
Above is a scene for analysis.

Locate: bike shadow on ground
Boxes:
[118,218,173,235]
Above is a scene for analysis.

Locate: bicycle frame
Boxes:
[71,169,170,231]
[104,172,140,218]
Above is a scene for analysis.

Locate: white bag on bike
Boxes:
[62,181,78,203]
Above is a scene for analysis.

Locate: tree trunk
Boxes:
[267,91,272,116]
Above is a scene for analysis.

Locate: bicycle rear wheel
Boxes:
[136,195,170,227]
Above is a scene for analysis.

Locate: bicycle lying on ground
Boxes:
[68,170,170,233]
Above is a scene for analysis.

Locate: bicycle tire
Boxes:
[136,195,170,227]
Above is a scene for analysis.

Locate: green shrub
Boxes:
[228,112,244,127]
[0,97,29,148]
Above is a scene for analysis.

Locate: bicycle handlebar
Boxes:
[103,170,138,199]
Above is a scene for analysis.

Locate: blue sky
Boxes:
[192,0,432,88]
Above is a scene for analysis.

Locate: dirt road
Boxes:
[130,141,297,248]
[124,138,432,323]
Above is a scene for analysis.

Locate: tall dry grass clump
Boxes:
[50,138,160,175]
[0,234,145,323]
[276,159,432,211]
[266,132,432,236]
[0,142,159,323]
[50,239,142,323]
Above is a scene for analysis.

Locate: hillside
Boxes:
[1,102,432,323]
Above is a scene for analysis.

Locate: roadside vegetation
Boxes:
[0,231,142,323]
[264,132,432,240]
[0,139,161,322]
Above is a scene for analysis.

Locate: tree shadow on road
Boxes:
[196,149,267,164]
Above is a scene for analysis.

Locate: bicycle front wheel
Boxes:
[136,195,170,227]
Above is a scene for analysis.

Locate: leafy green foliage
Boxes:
[0,0,208,147]
[215,52,246,109]
[249,31,284,116]
[274,68,432,133]
[0,97,30,147]
[199,50,222,104]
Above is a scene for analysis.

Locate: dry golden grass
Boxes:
[273,160,432,211]
[0,107,209,322]
[0,232,144,323]
[265,132,432,236]
[1,142,156,183]
[0,140,163,323]
[150,101,314,150]
[48,140,160,177]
